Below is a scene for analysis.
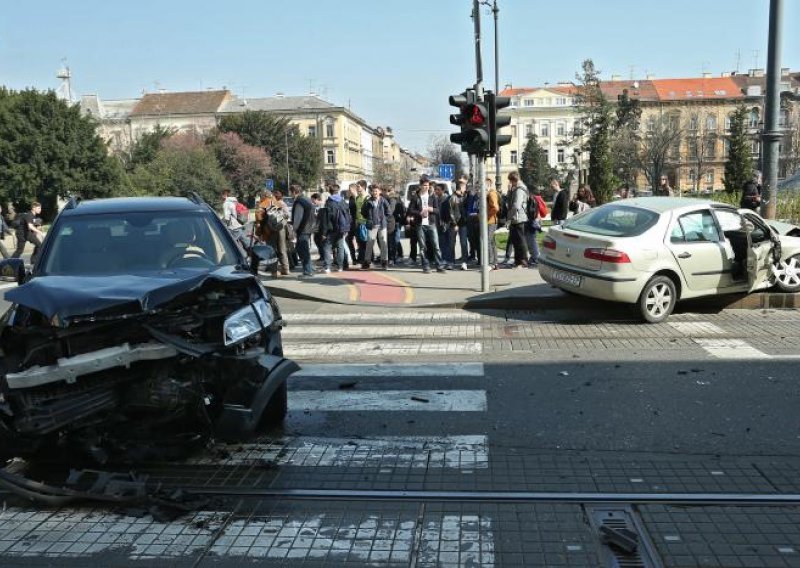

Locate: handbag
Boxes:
[357,223,369,242]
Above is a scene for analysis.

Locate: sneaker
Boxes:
[299,273,315,279]
[436,267,446,273]
[361,263,370,270]
[423,267,431,274]
[334,267,343,273]
[460,262,468,271]
[324,268,331,274]
[381,262,388,270]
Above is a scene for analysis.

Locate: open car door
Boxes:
[741,211,779,292]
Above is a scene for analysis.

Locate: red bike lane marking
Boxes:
[337,271,412,304]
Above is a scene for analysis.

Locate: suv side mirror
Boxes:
[0,258,25,286]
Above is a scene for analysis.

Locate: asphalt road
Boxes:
[3,296,800,566]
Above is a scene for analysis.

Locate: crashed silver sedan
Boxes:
[0,196,297,463]
[539,197,800,323]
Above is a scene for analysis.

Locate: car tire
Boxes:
[259,381,288,430]
[773,255,800,293]
[637,275,676,324]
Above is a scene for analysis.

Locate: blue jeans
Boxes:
[447,224,469,263]
[416,225,443,269]
[296,234,314,275]
[526,225,540,264]
[323,232,345,270]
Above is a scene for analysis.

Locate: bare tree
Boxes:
[684,111,719,192]
[427,136,465,180]
[637,112,683,192]
[373,160,407,191]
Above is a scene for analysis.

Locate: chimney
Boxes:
[702,72,712,79]
[611,74,621,81]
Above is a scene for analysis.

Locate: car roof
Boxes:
[59,197,210,217]
[617,196,728,213]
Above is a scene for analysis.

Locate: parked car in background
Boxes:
[0,196,297,463]
[539,197,800,323]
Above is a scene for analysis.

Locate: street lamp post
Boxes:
[761,0,783,219]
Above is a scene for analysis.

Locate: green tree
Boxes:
[128,132,228,204]
[520,134,551,190]
[122,124,176,170]
[574,59,617,204]
[218,111,322,190]
[724,105,754,194]
[0,88,121,219]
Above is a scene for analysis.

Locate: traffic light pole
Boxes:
[760,0,783,220]
[472,0,489,293]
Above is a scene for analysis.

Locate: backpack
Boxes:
[332,201,351,234]
[234,201,249,225]
[536,195,548,218]
[265,206,287,231]
[526,193,539,221]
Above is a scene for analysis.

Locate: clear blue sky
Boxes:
[2,0,797,153]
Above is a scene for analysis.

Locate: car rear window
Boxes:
[562,204,659,237]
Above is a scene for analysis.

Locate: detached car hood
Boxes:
[5,266,260,324]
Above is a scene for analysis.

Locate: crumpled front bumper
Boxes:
[214,354,300,440]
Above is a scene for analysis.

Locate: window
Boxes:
[714,209,744,232]
[751,140,760,154]
[689,116,699,130]
[308,125,317,137]
[541,149,549,162]
[675,210,720,243]
[525,123,533,138]
[647,117,656,132]
[524,99,534,107]
[748,109,759,128]
[725,114,733,131]
[688,140,698,159]
[511,125,517,138]
[688,169,697,183]
[510,150,518,164]
[705,171,714,184]
[557,148,565,163]
[325,149,335,164]
[556,97,567,105]
[705,138,716,158]
[779,109,789,128]
[541,123,549,137]
[325,121,335,138]
[706,115,717,130]
[563,205,660,237]
[723,138,731,157]
[556,122,565,136]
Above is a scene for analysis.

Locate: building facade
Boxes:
[81,90,425,188]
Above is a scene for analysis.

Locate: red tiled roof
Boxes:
[599,80,660,101]
[130,90,231,117]
[649,77,743,101]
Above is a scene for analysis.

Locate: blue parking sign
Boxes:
[438,164,455,181]
[265,179,274,190]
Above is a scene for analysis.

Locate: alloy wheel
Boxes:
[773,256,800,290]
[645,283,672,318]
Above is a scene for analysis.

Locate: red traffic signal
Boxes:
[467,104,487,126]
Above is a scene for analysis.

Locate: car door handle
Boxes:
[677,252,692,259]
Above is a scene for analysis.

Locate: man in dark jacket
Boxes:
[740,171,762,211]
[550,179,569,226]
[386,189,404,265]
[12,202,44,264]
[323,185,350,272]
[361,184,391,269]
[0,204,12,259]
[290,185,316,278]
[407,176,446,273]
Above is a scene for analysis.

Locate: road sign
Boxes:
[438,164,455,180]
[265,179,274,190]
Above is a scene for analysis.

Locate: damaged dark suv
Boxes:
[0,196,298,463]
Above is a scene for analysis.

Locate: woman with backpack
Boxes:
[526,188,548,267]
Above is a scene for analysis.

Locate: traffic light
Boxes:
[449,89,490,155]
[487,91,512,157]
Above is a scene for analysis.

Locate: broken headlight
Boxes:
[223,299,274,346]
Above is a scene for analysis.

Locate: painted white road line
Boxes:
[694,338,770,359]
[283,325,481,338]
[0,508,495,566]
[293,362,485,378]
[669,321,726,336]
[289,390,487,412]
[192,435,489,469]
[287,312,482,324]
[285,341,482,358]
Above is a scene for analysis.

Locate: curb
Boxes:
[265,281,800,313]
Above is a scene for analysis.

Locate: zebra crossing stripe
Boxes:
[289,390,487,412]
[285,341,482,358]
[694,338,770,359]
[191,435,489,469]
[293,363,485,378]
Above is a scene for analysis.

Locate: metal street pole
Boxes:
[473,0,489,292]
[492,0,500,187]
[760,0,782,220]
[285,129,291,191]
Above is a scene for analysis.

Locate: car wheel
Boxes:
[773,255,800,292]
[637,275,676,323]
[258,381,288,430]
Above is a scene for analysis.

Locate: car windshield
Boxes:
[562,204,660,237]
[41,211,240,275]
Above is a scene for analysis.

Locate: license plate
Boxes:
[551,269,582,287]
